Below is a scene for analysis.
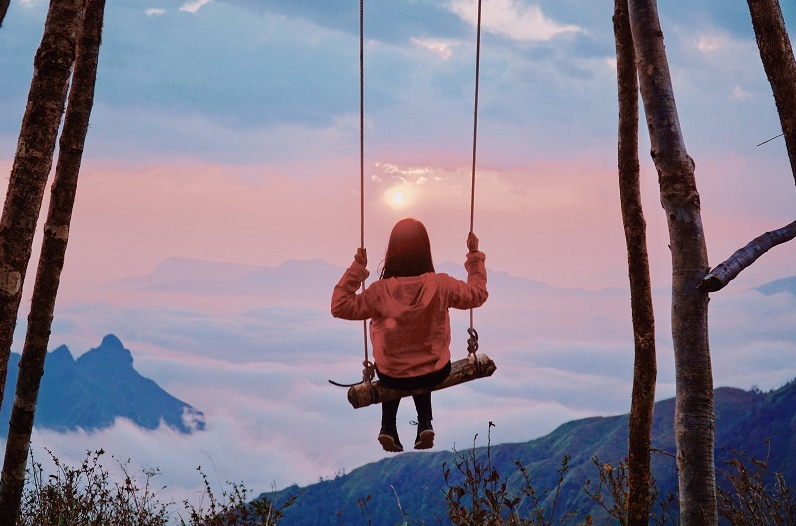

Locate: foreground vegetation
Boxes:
[15,449,297,526]
[10,436,794,525]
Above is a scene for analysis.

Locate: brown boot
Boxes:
[378,423,404,453]
[414,420,434,450]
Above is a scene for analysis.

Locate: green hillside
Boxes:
[265,380,796,525]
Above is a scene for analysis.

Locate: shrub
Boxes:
[717,444,796,526]
[15,449,297,526]
[582,456,677,526]
[442,422,581,526]
[178,467,298,526]
[18,448,170,526]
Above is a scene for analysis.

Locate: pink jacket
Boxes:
[331,252,488,378]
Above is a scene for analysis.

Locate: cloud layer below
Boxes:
[10,257,793,499]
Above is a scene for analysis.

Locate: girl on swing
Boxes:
[331,218,488,452]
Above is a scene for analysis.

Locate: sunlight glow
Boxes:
[384,187,410,208]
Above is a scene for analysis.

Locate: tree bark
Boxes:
[0,0,104,521]
[700,219,796,292]
[346,354,496,409]
[627,1,715,525]
[613,1,657,525]
[0,0,84,415]
[747,0,796,185]
[0,0,9,29]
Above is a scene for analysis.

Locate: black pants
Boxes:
[377,361,451,424]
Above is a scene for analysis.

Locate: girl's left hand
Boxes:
[354,248,367,267]
[467,232,479,253]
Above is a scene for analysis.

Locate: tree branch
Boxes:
[699,219,796,292]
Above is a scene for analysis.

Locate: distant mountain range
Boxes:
[266,380,796,525]
[756,275,796,296]
[0,334,204,436]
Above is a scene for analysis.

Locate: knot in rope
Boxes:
[361,359,375,384]
[467,327,479,356]
[467,327,480,375]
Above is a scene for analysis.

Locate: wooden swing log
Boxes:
[347,353,496,409]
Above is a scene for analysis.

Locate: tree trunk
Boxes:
[0,0,84,414]
[747,0,796,185]
[0,0,9,28]
[0,0,104,521]
[627,1,715,525]
[613,1,657,525]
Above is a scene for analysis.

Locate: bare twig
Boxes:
[699,219,796,292]
[757,133,784,147]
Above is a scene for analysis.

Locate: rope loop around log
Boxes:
[467,327,480,375]
[466,327,479,355]
[362,359,375,384]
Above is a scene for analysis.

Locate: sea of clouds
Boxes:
[4,256,794,510]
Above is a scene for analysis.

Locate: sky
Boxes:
[1,0,796,513]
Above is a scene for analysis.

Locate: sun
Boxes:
[390,190,406,206]
[384,186,410,208]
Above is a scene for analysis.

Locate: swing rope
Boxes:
[355,0,483,385]
[467,0,483,364]
[359,0,375,386]
[469,0,482,236]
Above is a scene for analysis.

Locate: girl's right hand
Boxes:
[354,248,367,267]
[467,232,479,253]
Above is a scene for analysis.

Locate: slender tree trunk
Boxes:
[0,0,9,29]
[614,1,657,525]
[0,0,84,413]
[627,1,715,525]
[0,0,104,521]
[747,0,796,185]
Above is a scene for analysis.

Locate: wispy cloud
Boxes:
[411,38,453,60]
[145,8,166,17]
[450,0,581,41]
[730,86,752,100]
[179,0,212,14]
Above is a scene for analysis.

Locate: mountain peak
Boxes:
[100,333,125,350]
[77,334,133,368]
[48,345,74,363]
[756,275,796,296]
[1,335,205,436]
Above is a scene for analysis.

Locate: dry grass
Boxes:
[15,449,297,526]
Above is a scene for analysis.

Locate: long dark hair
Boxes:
[380,218,435,279]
